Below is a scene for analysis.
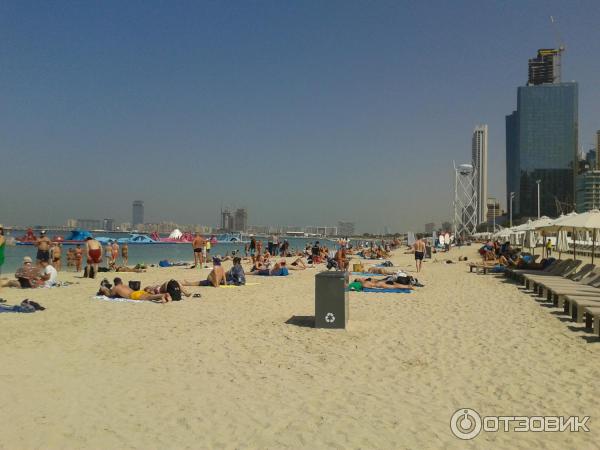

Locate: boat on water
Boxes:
[96,233,168,245]
[16,229,94,246]
[213,232,249,243]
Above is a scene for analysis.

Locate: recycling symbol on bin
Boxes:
[325,312,336,323]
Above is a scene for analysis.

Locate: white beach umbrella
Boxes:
[547,210,600,262]
[523,229,536,250]
[555,230,569,252]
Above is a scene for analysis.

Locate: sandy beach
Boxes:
[1,246,599,449]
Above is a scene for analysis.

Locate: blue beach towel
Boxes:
[358,288,413,294]
[0,305,35,313]
[351,272,387,277]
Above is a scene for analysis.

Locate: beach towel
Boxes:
[219,282,261,288]
[358,288,413,294]
[351,272,387,277]
[91,295,143,304]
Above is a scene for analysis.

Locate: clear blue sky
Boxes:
[1,0,599,232]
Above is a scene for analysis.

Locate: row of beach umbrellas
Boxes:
[493,209,600,262]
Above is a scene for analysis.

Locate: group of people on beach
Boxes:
[0,227,422,301]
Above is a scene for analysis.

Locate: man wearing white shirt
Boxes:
[40,260,58,287]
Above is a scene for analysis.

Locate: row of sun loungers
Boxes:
[503,259,600,338]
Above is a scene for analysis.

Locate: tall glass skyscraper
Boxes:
[505,82,578,218]
[132,200,144,227]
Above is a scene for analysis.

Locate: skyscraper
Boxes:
[132,201,144,227]
[471,124,488,224]
[233,208,248,232]
[506,49,578,218]
[221,208,233,232]
[528,48,562,85]
[337,221,355,237]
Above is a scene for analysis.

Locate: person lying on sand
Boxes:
[144,280,192,297]
[289,257,311,270]
[98,277,171,303]
[251,260,289,276]
[351,277,414,290]
[182,258,226,287]
[108,261,146,273]
[360,266,398,275]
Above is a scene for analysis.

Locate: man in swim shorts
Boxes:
[192,233,204,268]
[413,235,426,273]
[85,237,103,279]
[182,258,226,287]
[99,277,170,303]
[35,231,52,264]
[50,242,62,271]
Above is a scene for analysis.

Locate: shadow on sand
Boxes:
[285,315,315,328]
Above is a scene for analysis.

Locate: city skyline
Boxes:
[1,1,600,231]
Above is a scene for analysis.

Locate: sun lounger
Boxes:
[505,259,566,283]
[583,306,600,335]
[562,295,600,322]
[521,260,581,290]
[528,265,600,304]
[468,263,495,274]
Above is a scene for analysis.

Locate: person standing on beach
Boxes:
[85,237,103,278]
[256,239,263,257]
[111,241,119,266]
[74,244,83,272]
[105,241,113,267]
[413,235,426,273]
[249,237,256,256]
[192,233,204,268]
[51,242,62,271]
[121,243,129,265]
[35,231,52,264]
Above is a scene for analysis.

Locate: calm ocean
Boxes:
[0,232,342,273]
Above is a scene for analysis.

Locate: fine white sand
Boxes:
[1,247,599,449]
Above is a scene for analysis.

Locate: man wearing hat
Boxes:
[0,256,42,288]
[35,231,52,264]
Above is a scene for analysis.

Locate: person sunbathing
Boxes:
[352,277,414,290]
[250,254,270,272]
[0,257,43,288]
[251,260,289,276]
[144,280,192,297]
[109,261,146,273]
[361,266,398,275]
[182,258,227,287]
[226,257,246,285]
[98,277,170,303]
[289,257,310,270]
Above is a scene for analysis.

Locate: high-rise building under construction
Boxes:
[528,48,562,85]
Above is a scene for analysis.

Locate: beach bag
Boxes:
[129,281,141,291]
[166,279,182,301]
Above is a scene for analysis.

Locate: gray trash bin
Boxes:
[315,271,349,329]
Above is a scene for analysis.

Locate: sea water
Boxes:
[0,232,343,273]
